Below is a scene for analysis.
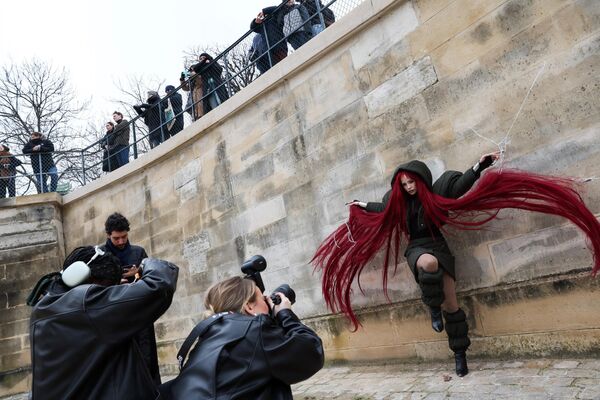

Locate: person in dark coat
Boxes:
[27,246,179,400]
[0,144,22,198]
[250,6,288,73]
[99,212,162,386]
[300,0,335,36]
[317,152,500,378]
[190,53,230,113]
[162,276,324,400]
[22,131,58,193]
[112,111,130,166]
[165,85,184,136]
[99,122,120,172]
[134,91,169,149]
[278,0,313,50]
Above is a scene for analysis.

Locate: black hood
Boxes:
[390,160,433,190]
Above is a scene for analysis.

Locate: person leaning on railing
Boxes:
[0,144,22,198]
[22,131,58,194]
[189,53,230,114]
[133,91,170,149]
[250,6,288,73]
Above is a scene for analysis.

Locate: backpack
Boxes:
[283,7,305,36]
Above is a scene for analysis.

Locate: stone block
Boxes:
[489,223,593,283]
[0,337,22,355]
[234,195,286,236]
[173,158,201,189]
[364,57,438,119]
[349,1,419,70]
[0,320,29,339]
[0,230,56,252]
[182,231,211,275]
[431,0,570,78]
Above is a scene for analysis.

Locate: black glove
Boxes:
[479,155,494,170]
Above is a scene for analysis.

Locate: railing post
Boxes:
[38,153,44,193]
[222,51,234,97]
[315,0,326,28]
[132,122,139,159]
[262,23,274,68]
[81,149,87,185]
[159,101,165,144]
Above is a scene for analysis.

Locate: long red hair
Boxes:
[312,168,600,330]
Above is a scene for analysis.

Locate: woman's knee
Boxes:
[416,254,438,273]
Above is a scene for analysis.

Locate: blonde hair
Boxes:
[202,276,257,319]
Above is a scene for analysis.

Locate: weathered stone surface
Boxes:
[364,57,438,119]
[182,232,211,275]
[3,0,600,395]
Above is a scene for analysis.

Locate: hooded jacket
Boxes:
[164,309,324,400]
[365,160,482,213]
[29,258,178,400]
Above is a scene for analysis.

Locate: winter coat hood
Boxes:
[390,160,433,190]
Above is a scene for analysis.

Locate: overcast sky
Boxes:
[0,0,272,118]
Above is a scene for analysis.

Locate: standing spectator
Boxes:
[22,132,58,194]
[190,53,230,113]
[301,0,336,36]
[249,33,271,75]
[180,69,204,121]
[279,0,313,50]
[250,6,288,73]
[112,111,130,167]
[100,122,120,173]
[0,144,22,198]
[165,85,184,136]
[134,91,169,149]
[100,212,163,386]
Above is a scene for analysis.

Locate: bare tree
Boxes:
[183,41,258,95]
[0,58,89,195]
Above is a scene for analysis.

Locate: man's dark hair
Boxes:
[63,246,122,285]
[105,212,130,234]
[27,246,122,306]
[113,111,123,117]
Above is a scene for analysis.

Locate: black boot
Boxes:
[444,308,471,377]
[417,268,445,333]
[454,351,469,377]
[429,306,444,333]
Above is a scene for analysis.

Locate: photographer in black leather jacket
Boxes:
[162,276,324,400]
[27,246,179,400]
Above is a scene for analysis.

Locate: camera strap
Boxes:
[176,311,231,371]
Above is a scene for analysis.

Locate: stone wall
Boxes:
[0,195,65,396]
[1,0,599,394]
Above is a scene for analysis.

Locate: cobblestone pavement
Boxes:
[292,358,600,400]
[3,358,599,400]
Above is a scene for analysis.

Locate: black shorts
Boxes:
[405,236,455,282]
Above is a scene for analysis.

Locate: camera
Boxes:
[241,255,296,306]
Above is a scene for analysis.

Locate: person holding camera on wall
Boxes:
[162,256,324,400]
[27,246,179,400]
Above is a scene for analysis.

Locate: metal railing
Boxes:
[1,0,364,198]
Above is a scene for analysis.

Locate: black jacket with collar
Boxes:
[22,138,55,171]
[29,258,178,400]
[164,309,324,400]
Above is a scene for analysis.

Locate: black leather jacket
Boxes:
[164,309,324,400]
[29,259,179,400]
